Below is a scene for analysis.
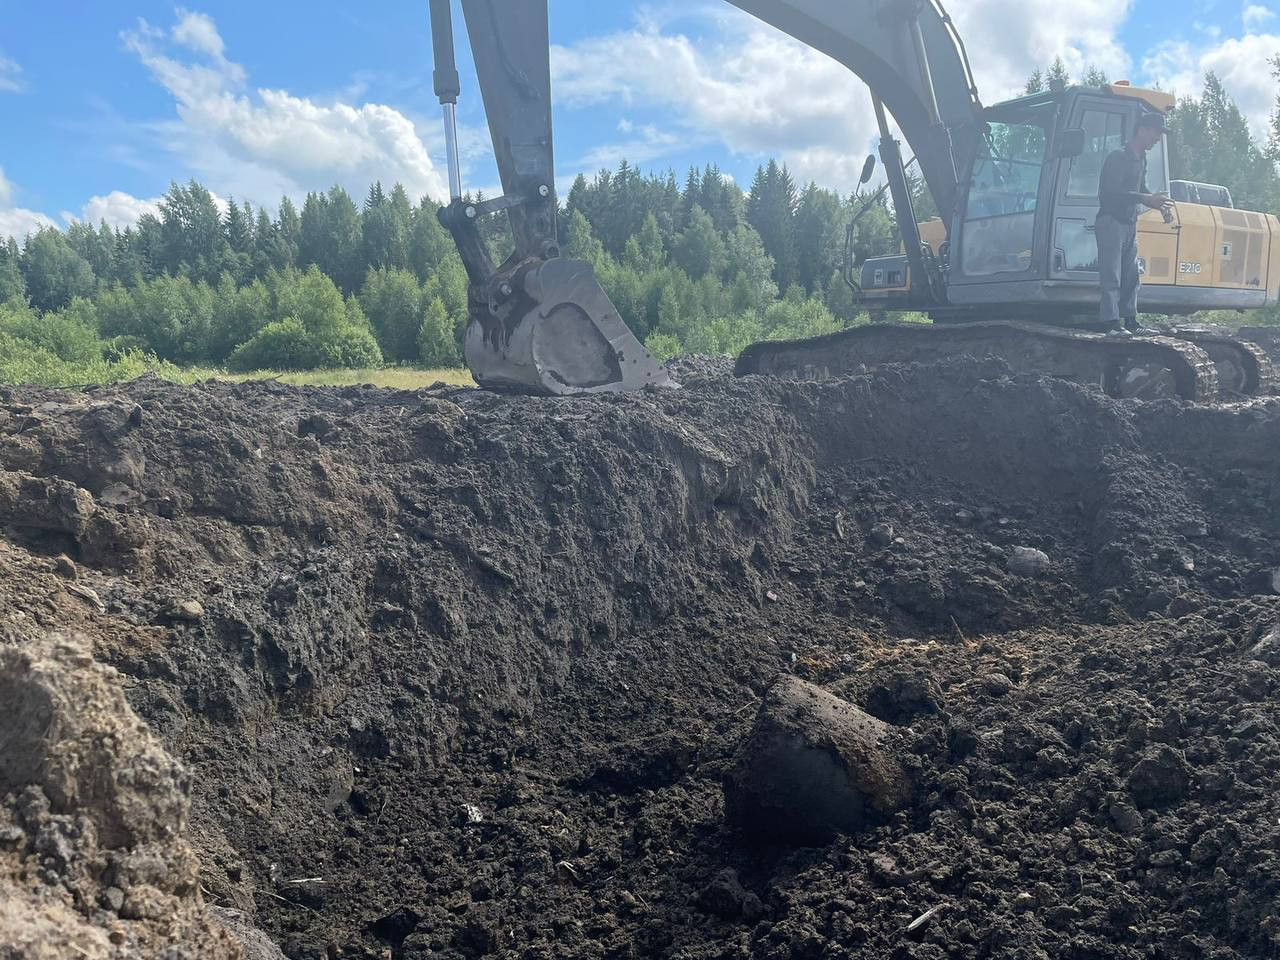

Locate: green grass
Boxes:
[0,352,475,390]
[203,366,475,389]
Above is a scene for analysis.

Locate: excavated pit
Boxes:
[1,356,1279,959]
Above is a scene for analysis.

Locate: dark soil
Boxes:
[1,359,1279,959]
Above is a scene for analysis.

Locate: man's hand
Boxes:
[1143,193,1174,212]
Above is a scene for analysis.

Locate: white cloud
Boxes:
[947,0,1133,97]
[122,10,446,206]
[1143,32,1280,140]
[551,2,1135,191]
[0,168,57,242]
[73,191,164,230]
[1244,4,1276,29]
[552,9,881,191]
[0,55,22,93]
[580,119,682,169]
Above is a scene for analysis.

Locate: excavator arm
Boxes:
[725,0,981,222]
[428,0,982,395]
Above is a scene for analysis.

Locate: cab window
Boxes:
[1145,135,1169,196]
[1066,109,1124,198]
[961,103,1051,277]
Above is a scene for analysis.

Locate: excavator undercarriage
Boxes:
[737,322,1223,400]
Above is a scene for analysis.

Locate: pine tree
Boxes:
[277,196,301,268]
[681,166,702,228]
[323,185,365,294]
[747,160,798,290]
[298,191,328,270]
[158,180,227,283]
[0,237,26,303]
[1169,72,1280,212]
[792,182,840,295]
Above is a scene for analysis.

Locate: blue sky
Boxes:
[1,0,1278,241]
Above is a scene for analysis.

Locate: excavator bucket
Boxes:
[430,0,673,395]
[464,258,675,394]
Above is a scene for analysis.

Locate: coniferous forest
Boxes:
[1,67,1277,384]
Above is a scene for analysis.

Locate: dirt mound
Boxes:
[1,363,1278,958]
[0,622,267,958]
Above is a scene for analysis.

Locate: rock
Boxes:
[886,574,946,620]
[698,868,763,921]
[1270,567,1280,595]
[54,554,77,579]
[102,887,125,912]
[1248,623,1280,664]
[868,522,895,547]
[982,673,1015,696]
[171,600,204,622]
[723,675,912,843]
[99,482,142,508]
[1008,546,1051,577]
[369,906,422,947]
[297,413,335,440]
[1108,800,1143,833]
[1126,745,1192,808]
[868,852,906,886]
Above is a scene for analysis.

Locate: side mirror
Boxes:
[859,154,877,185]
[1054,128,1086,159]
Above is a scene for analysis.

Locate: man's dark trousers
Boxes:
[1096,213,1139,326]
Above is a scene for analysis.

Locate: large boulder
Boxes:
[723,675,913,842]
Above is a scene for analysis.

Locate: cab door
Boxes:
[1049,97,1180,286]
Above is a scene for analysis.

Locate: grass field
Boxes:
[205,367,475,389]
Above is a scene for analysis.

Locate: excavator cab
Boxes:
[862,82,1280,326]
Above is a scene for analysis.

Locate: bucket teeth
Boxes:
[465,258,676,395]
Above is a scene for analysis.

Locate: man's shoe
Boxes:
[1105,326,1133,338]
[1123,317,1159,335]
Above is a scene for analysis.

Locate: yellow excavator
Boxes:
[428,0,1276,401]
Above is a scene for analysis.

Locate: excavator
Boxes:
[427,0,1278,401]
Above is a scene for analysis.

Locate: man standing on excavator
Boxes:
[1096,113,1175,335]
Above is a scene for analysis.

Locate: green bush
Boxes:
[643,333,683,363]
[361,267,426,363]
[228,266,382,371]
[0,331,180,387]
[96,274,215,363]
[0,298,104,363]
[417,296,461,367]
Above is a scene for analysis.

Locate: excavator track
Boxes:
[735,321,1220,401]
[1169,329,1275,396]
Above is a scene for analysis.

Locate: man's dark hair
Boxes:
[1136,113,1168,132]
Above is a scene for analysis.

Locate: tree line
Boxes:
[1,65,1278,383]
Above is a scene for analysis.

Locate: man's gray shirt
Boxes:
[1097,146,1148,224]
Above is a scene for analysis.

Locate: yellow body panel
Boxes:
[919,217,947,256]
[1136,207,1179,284]
[1267,213,1280,305]
[1136,202,1279,302]
[1105,84,1175,113]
